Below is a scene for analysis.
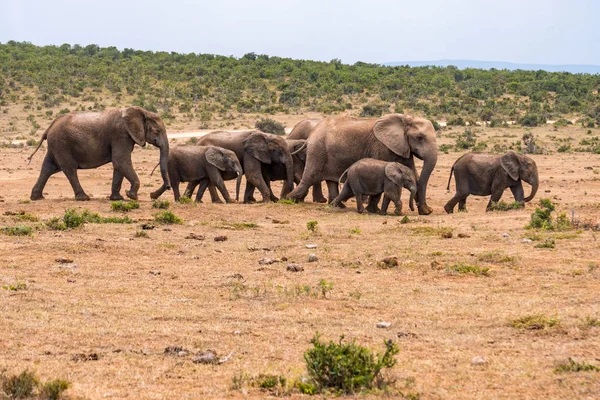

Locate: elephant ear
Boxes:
[501,151,520,181]
[373,114,412,158]
[122,107,146,146]
[205,147,229,171]
[243,132,271,164]
[385,163,407,187]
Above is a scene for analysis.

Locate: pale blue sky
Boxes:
[1,0,598,65]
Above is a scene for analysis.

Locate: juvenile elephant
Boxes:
[287,118,326,202]
[286,114,438,215]
[444,151,539,213]
[196,130,294,203]
[149,146,242,203]
[29,107,170,201]
[333,159,417,215]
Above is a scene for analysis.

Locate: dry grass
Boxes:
[1,123,600,399]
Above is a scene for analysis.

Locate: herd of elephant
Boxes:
[26,107,540,214]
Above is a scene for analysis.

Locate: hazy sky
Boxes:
[1,0,598,65]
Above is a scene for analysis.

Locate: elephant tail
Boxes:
[338,166,350,186]
[446,166,454,191]
[26,127,51,164]
[150,162,160,176]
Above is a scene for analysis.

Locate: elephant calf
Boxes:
[444,150,539,213]
[150,146,242,203]
[332,159,417,215]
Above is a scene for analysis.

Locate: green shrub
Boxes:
[429,119,441,131]
[511,314,559,329]
[177,196,193,204]
[255,117,285,135]
[152,199,170,209]
[154,210,183,224]
[1,369,38,399]
[554,358,600,373]
[360,102,389,117]
[534,238,555,248]
[446,263,489,276]
[110,200,140,212]
[557,144,571,153]
[488,200,524,211]
[303,332,399,393]
[447,116,465,126]
[439,144,452,153]
[47,208,133,230]
[39,379,71,400]
[527,199,571,231]
[1,225,33,236]
[256,374,286,390]
[307,220,318,232]
[519,113,544,127]
[454,128,478,150]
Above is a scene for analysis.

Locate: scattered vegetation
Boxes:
[307,220,318,232]
[349,228,361,234]
[110,200,140,212]
[511,314,559,330]
[584,316,600,327]
[46,208,133,230]
[153,210,183,224]
[176,196,194,204]
[303,332,399,394]
[1,369,70,400]
[488,200,524,211]
[2,282,27,291]
[4,211,39,221]
[1,225,33,236]
[277,198,296,205]
[410,226,453,238]
[220,222,258,230]
[527,199,572,231]
[134,230,149,238]
[446,263,489,277]
[554,358,600,373]
[534,238,556,249]
[255,117,285,135]
[152,199,170,209]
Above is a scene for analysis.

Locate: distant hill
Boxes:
[385,60,600,74]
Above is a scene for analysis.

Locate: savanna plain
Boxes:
[1,120,600,399]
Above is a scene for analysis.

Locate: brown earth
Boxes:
[1,124,600,399]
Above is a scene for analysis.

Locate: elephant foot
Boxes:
[110,193,125,201]
[226,199,238,204]
[211,199,224,204]
[30,193,44,201]
[126,190,138,200]
[357,208,366,214]
[270,196,280,202]
[313,196,328,203]
[419,204,433,215]
[366,206,380,214]
[75,193,91,201]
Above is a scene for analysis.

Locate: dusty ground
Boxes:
[1,124,600,399]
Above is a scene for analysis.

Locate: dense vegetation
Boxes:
[1,41,599,126]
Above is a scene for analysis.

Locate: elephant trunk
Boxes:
[416,152,437,214]
[158,143,170,190]
[524,175,539,203]
[409,186,417,212]
[284,153,295,194]
[235,170,242,201]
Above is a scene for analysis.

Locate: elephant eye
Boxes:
[417,134,425,141]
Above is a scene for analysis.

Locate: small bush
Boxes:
[349,228,361,234]
[110,200,140,212]
[255,117,285,135]
[400,216,410,224]
[277,199,296,205]
[303,332,399,394]
[256,374,287,391]
[2,282,27,291]
[554,358,600,373]
[557,144,571,153]
[488,200,524,211]
[1,225,33,236]
[134,231,149,238]
[584,316,600,327]
[519,113,544,127]
[39,379,71,400]
[446,263,489,277]
[454,128,478,150]
[177,196,193,204]
[152,199,170,209]
[307,220,318,232]
[220,222,258,230]
[360,102,389,117]
[439,144,452,153]
[527,199,571,231]
[154,210,183,224]
[535,238,555,249]
[1,369,38,399]
[511,314,559,330]
[47,209,133,230]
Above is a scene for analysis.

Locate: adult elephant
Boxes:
[286,114,438,215]
[196,130,294,203]
[444,151,539,213]
[28,107,170,201]
[287,118,327,202]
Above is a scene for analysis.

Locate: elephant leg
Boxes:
[183,182,198,199]
[510,182,525,203]
[195,180,209,203]
[458,199,467,212]
[31,154,61,200]
[112,151,140,200]
[366,194,382,214]
[110,170,126,200]
[444,194,463,214]
[244,182,257,204]
[355,193,366,213]
[312,183,327,203]
[326,180,339,204]
[208,184,224,204]
[244,157,272,202]
[171,179,181,201]
[487,181,506,211]
[332,183,353,209]
[62,164,90,201]
[208,169,234,203]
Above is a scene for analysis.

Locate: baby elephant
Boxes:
[332,159,417,215]
[150,146,242,203]
[444,150,539,213]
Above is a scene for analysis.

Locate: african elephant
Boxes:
[149,146,242,203]
[286,114,438,215]
[287,119,326,202]
[196,130,294,203]
[333,159,417,215]
[29,107,170,201]
[444,151,539,213]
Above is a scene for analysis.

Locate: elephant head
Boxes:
[373,114,438,214]
[122,106,170,192]
[244,131,294,193]
[205,146,243,201]
[385,162,418,212]
[501,151,539,202]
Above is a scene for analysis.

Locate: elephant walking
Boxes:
[286,114,438,215]
[196,130,294,203]
[444,151,539,213]
[29,107,170,201]
[287,118,326,203]
[150,146,242,203]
